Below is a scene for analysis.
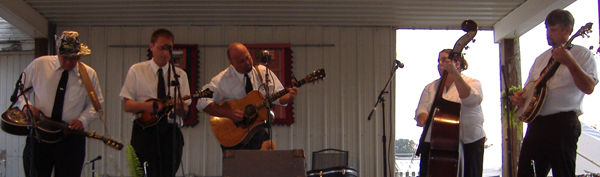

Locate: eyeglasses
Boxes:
[60,55,81,61]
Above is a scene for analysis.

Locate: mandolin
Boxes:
[134,88,213,129]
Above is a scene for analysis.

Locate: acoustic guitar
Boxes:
[209,69,326,147]
[415,20,477,177]
[1,108,123,150]
[135,88,213,129]
[516,23,593,123]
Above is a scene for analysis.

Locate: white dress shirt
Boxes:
[16,55,103,128]
[120,59,192,126]
[415,74,486,144]
[197,65,285,111]
[525,45,598,116]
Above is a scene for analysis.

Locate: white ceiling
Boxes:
[23,0,524,29]
[0,0,581,42]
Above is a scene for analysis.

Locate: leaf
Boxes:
[125,142,144,177]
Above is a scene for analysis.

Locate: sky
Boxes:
[394,0,599,171]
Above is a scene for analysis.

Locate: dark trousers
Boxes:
[23,135,86,177]
[517,111,580,177]
[419,137,485,177]
[418,142,431,177]
[463,137,485,177]
[131,118,184,177]
[221,128,269,151]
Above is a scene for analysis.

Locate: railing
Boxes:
[395,171,418,177]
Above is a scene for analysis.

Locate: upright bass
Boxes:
[415,20,478,177]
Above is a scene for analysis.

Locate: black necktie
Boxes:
[157,68,166,99]
[244,73,252,94]
[51,70,69,121]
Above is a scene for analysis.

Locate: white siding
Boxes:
[0,25,396,177]
[0,51,34,177]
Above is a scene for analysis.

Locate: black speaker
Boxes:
[222,149,306,177]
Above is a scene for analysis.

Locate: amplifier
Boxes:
[222,149,306,177]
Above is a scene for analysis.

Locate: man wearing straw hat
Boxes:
[16,31,103,177]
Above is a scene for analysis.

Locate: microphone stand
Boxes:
[143,161,149,177]
[261,51,274,150]
[17,73,39,177]
[367,60,402,177]
[501,65,514,176]
[167,46,184,176]
[91,160,96,177]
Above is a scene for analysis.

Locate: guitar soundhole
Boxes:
[241,105,258,128]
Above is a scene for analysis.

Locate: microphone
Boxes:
[260,50,271,65]
[163,44,173,60]
[395,60,405,68]
[10,72,24,102]
[85,155,102,164]
[162,44,172,51]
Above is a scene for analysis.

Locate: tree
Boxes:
[395,139,417,154]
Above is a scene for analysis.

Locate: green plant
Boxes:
[125,142,143,177]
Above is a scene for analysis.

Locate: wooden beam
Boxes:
[0,0,47,38]
[34,38,47,58]
[500,38,524,177]
[493,0,576,42]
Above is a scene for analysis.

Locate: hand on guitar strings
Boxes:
[287,86,299,100]
[509,89,527,107]
[68,119,84,130]
[173,96,190,117]
[227,109,244,123]
[22,105,40,121]
[552,45,577,68]
[279,82,299,104]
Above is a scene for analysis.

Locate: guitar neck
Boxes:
[38,117,70,130]
[38,116,123,150]
[256,79,308,110]
[163,89,213,106]
[537,43,575,87]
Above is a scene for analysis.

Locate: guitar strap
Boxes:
[253,65,265,85]
[78,62,112,137]
[253,65,271,97]
[77,62,103,116]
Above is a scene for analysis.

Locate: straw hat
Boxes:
[57,31,91,57]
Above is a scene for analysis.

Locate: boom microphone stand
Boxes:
[501,65,514,177]
[84,155,102,177]
[165,44,184,176]
[367,60,404,177]
[260,50,274,149]
[14,72,40,177]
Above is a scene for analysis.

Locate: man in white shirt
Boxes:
[511,9,598,177]
[120,29,191,177]
[17,31,103,177]
[415,49,486,177]
[197,42,298,151]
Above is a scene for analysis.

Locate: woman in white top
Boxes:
[415,49,486,177]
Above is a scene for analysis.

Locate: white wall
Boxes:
[0,51,33,177]
[0,25,396,177]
